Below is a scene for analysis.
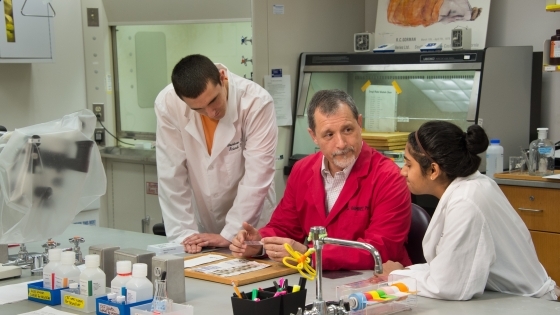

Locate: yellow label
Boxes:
[361,80,372,92]
[64,295,85,308]
[392,80,402,94]
[28,288,52,301]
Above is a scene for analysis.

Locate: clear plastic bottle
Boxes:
[111,260,132,295]
[486,139,504,178]
[43,248,62,289]
[54,251,81,289]
[529,128,554,176]
[125,263,153,304]
[79,255,106,296]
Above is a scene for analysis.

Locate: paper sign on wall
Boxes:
[264,75,292,126]
[364,85,397,132]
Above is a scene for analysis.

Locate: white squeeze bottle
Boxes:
[79,255,106,296]
[485,139,503,178]
[43,248,62,289]
[125,263,153,304]
[54,251,80,289]
[111,260,132,295]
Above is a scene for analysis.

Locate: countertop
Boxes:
[2,225,560,315]
[99,146,156,164]
[493,171,560,189]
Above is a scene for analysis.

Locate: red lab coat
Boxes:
[260,143,412,270]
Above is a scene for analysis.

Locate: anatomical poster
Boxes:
[375,0,491,52]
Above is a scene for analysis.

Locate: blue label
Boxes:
[271,69,282,77]
[538,147,553,154]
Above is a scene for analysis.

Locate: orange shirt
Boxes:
[200,115,219,155]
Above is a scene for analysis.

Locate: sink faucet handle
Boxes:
[69,236,85,247]
[308,226,327,242]
[42,238,60,250]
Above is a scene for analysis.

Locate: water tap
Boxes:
[2,243,31,267]
[41,238,60,264]
[296,226,382,315]
[69,236,85,265]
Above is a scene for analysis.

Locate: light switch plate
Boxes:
[87,8,99,27]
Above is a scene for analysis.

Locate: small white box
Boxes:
[146,243,184,256]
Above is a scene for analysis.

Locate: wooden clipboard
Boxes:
[183,252,298,286]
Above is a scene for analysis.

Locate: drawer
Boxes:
[499,185,560,233]
[531,230,560,284]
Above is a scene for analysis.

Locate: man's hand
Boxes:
[262,236,307,263]
[182,233,230,254]
[374,260,404,278]
[230,222,263,257]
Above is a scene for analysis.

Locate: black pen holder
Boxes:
[263,285,307,315]
[231,290,280,315]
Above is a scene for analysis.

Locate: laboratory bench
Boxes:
[1,224,559,315]
[494,172,560,286]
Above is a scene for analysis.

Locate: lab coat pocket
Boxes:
[225,142,244,185]
[340,206,370,237]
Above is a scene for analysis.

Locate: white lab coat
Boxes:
[155,64,277,243]
[392,171,556,300]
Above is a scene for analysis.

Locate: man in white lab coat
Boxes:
[155,54,277,253]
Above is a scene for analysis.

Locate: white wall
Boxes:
[252,0,366,200]
[0,0,86,130]
[484,0,560,141]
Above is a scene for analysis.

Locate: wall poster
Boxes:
[375,0,491,52]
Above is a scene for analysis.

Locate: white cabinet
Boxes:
[106,160,162,234]
[0,0,54,61]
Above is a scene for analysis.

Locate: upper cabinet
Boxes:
[0,0,55,62]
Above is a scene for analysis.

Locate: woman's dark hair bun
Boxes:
[465,124,489,155]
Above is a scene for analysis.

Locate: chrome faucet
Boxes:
[69,236,85,265]
[297,226,383,315]
[2,243,31,267]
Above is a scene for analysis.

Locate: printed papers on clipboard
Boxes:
[365,85,397,132]
[183,253,298,286]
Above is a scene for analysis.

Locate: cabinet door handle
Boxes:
[518,208,543,213]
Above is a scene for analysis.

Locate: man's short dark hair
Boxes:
[307,89,359,132]
[171,54,221,99]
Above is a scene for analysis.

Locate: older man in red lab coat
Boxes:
[230,89,411,270]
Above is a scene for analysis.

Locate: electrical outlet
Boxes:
[93,103,104,121]
[94,128,105,146]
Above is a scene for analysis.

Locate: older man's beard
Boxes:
[332,146,356,170]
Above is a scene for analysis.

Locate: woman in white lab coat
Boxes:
[384,121,557,300]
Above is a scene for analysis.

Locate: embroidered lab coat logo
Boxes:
[228,141,240,152]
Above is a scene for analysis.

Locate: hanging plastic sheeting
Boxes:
[0,109,106,243]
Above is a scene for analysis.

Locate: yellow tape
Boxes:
[361,80,372,92]
[64,295,85,308]
[392,80,402,94]
[28,288,52,301]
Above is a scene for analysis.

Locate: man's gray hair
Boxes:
[307,89,359,132]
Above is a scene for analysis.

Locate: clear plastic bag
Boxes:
[0,109,106,243]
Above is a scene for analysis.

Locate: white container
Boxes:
[528,128,554,176]
[80,255,106,296]
[125,263,153,304]
[54,251,81,289]
[43,248,62,289]
[485,139,504,178]
[146,243,184,256]
[111,260,132,295]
